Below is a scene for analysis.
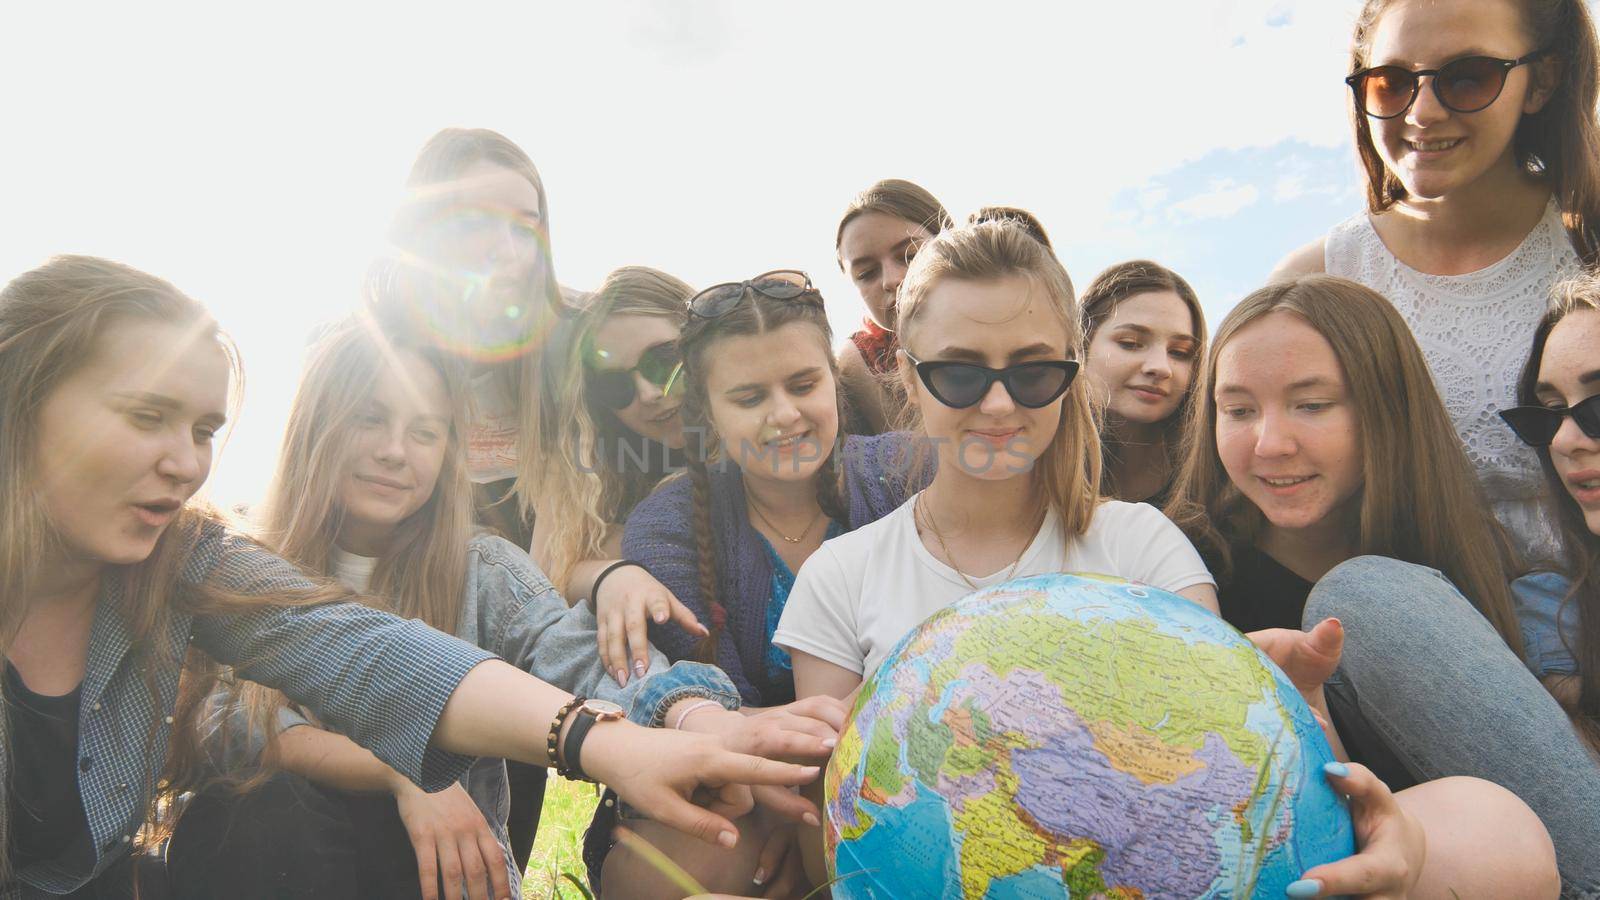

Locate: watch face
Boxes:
[583,699,626,719]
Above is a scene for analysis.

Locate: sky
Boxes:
[2,0,1380,508]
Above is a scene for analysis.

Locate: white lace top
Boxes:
[1325,198,1581,562]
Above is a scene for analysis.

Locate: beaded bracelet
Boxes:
[547,696,584,777]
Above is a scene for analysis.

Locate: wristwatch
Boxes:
[559,698,626,783]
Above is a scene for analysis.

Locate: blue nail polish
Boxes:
[1323,761,1350,778]
[1286,878,1322,898]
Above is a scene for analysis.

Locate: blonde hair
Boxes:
[1167,275,1524,654]
[895,220,1102,539]
[256,315,474,630]
[531,266,693,590]
[0,256,347,883]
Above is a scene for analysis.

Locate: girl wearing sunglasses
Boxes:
[835,178,955,436]
[1504,272,1600,758]
[775,221,1221,883]
[529,267,713,687]
[1273,0,1599,564]
[1078,260,1207,506]
[588,270,915,897]
[0,257,827,900]
[1169,275,1580,896]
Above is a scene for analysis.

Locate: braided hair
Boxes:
[676,280,847,664]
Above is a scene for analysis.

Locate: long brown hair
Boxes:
[0,257,349,883]
[1349,0,1600,263]
[895,220,1102,540]
[1079,259,1209,499]
[378,128,570,535]
[1167,275,1524,654]
[256,316,474,631]
[1517,271,1600,744]
[532,266,693,590]
[674,283,848,663]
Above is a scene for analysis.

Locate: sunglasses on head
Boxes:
[1499,394,1600,448]
[1345,50,1547,120]
[904,353,1080,410]
[586,342,684,411]
[687,270,820,319]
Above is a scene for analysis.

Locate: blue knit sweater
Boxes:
[622,432,926,705]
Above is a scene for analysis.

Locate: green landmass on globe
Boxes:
[824,572,1355,899]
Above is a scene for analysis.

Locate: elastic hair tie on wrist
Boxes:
[590,559,647,608]
[671,698,724,730]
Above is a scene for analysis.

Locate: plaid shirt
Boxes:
[205,535,743,891]
[12,519,493,898]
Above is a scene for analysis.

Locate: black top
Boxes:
[1217,544,1313,633]
[1216,546,1419,792]
[4,662,93,871]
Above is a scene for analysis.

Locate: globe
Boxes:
[825,573,1356,899]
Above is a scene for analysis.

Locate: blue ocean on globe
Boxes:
[824,572,1356,898]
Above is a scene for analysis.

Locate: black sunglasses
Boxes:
[687,270,819,319]
[1499,395,1600,448]
[586,342,683,411]
[905,353,1080,410]
[1345,50,1547,120]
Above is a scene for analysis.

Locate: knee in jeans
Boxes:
[1303,555,1450,632]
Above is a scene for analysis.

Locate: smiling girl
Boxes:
[173,314,795,900]
[529,267,710,687]
[778,222,1218,717]
[0,256,825,900]
[593,271,917,896]
[835,179,954,435]
[1169,274,1582,896]
[1274,0,1600,562]
[1079,260,1207,505]
[1504,271,1600,753]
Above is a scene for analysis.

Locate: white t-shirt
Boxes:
[773,495,1215,680]
[331,547,378,593]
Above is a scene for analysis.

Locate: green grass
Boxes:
[520,774,600,899]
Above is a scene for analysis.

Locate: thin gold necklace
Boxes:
[746,494,824,544]
[916,492,1033,591]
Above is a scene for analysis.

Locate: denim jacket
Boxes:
[11,518,494,899]
[208,535,741,890]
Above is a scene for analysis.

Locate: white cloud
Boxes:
[0,0,1376,506]
[1168,180,1262,221]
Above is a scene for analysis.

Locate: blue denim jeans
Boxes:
[1306,556,1600,899]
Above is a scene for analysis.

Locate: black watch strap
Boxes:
[561,703,621,783]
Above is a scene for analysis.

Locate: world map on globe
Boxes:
[824,573,1356,899]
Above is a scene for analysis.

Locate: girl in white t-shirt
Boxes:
[775,220,1219,693]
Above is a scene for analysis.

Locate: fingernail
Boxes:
[803,765,821,776]
[752,868,767,885]
[1286,878,1322,898]
[616,668,628,686]
[803,812,820,827]
[1323,761,1350,778]
[654,611,668,624]
[634,660,647,677]
[718,830,737,848]
[823,738,837,749]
